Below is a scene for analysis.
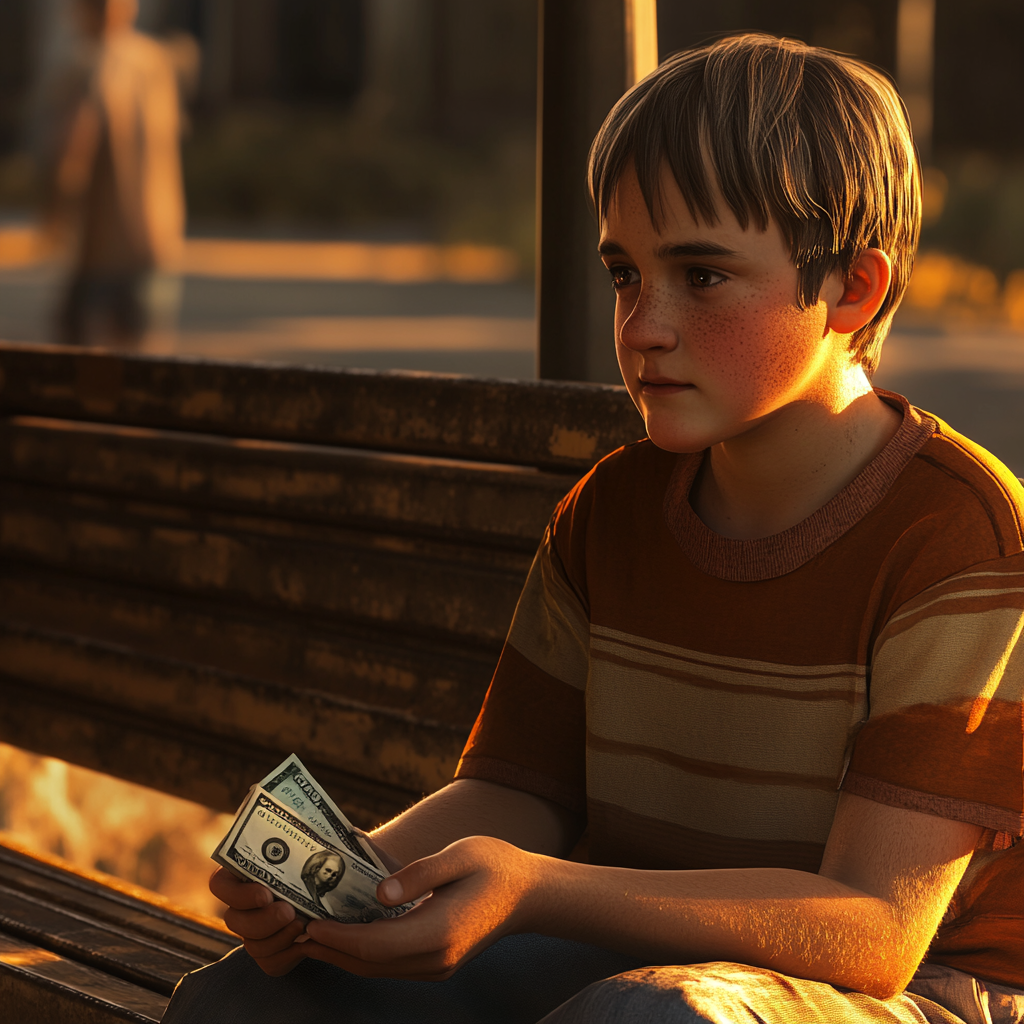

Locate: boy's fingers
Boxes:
[378,839,493,905]
[239,915,308,958]
[248,940,310,977]
[305,910,440,963]
[223,900,296,941]
[378,845,470,905]
[304,939,458,981]
[209,866,273,910]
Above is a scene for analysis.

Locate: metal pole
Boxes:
[535,0,625,383]
[535,0,658,383]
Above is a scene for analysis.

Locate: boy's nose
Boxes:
[617,291,679,353]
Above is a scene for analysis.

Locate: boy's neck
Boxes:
[690,385,902,541]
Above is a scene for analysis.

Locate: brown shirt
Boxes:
[456,390,1024,989]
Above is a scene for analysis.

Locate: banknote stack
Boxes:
[212,754,416,924]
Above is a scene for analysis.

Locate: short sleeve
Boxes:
[843,552,1024,837]
[454,521,590,813]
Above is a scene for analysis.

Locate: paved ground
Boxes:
[1,264,1020,475]
[876,326,1024,475]
[877,367,1024,476]
[0,264,537,378]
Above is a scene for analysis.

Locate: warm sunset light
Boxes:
[0,743,233,920]
[183,239,519,284]
[0,227,519,284]
[0,4,1021,1021]
[625,0,659,86]
[0,225,46,269]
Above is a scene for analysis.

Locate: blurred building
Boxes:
[132,0,535,136]
[0,0,34,161]
[933,0,1024,157]
[659,0,898,77]
[2,1,1021,161]
[659,0,1024,158]
[114,0,538,245]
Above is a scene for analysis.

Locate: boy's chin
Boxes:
[644,425,714,455]
[640,412,721,454]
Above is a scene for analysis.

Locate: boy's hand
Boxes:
[208,866,310,976]
[302,836,538,981]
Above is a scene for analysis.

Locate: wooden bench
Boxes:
[0,837,237,1023]
[0,340,644,1020]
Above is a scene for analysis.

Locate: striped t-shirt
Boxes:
[455,390,1024,989]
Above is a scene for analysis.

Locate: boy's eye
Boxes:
[608,265,639,290]
[687,267,726,288]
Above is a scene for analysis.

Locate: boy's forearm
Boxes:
[369,779,582,866]
[364,788,965,999]
[520,860,917,999]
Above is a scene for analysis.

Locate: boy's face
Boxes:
[600,163,844,454]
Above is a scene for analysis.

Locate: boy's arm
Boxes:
[298,791,978,999]
[367,778,583,864]
[517,793,978,998]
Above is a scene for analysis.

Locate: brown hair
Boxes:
[588,33,920,375]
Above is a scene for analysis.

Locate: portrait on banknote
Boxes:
[301,850,345,912]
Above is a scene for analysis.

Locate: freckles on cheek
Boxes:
[690,299,821,394]
[687,307,759,383]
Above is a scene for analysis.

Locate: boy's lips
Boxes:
[639,376,694,395]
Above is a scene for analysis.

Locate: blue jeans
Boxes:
[162,934,645,1024]
[163,937,1023,1024]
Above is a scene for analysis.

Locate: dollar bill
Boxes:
[213,788,414,923]
[257,754,387,872]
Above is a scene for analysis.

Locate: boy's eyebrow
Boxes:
[660,241,745,260]
[597,240,745,260]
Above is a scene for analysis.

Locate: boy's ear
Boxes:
[825,248,892,336]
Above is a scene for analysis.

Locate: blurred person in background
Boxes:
[36,0,186,351]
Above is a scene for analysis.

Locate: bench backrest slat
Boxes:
[1,621,464,799]
[1,416,577,548]
[0,344,644,471]
[0,564,493,727]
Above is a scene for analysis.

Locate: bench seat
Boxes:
[0,838,237,1022]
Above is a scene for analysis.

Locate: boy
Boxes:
[165,34,1023,1024]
